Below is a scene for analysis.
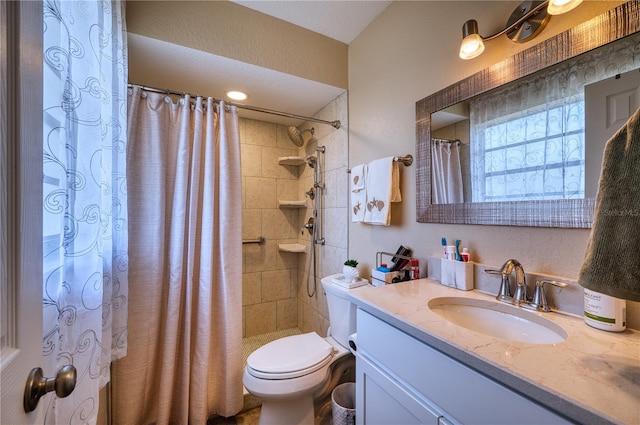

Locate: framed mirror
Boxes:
[416,1,640,228]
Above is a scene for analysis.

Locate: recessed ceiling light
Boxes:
[226,90,248,101]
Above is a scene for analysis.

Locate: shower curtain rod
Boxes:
[432,137,460,144]
[128,83,342,129]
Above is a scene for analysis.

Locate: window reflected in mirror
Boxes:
[431,33,640,205]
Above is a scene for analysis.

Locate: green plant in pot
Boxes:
[343,259,360,283]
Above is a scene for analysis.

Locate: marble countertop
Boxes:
[348,278,639,425]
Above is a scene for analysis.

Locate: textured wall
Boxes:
[126,1,348,89]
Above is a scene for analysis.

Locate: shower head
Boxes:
[287,126,314,147]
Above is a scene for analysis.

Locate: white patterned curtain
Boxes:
[469,34,640,203]
[42,1,128,423]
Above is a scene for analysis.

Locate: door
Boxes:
[356,355,443,425]
[585,69,640,198]
[0,1,45,423]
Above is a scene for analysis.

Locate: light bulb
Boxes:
[226,90,248,101]
[547,0,583,15]
[459,33,485,60]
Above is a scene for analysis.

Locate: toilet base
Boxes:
[258,396,314,425]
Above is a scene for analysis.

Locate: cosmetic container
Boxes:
[445,246,456,261]
[583,288,626,332]
[461,248,470,262]
[411,259,420,280]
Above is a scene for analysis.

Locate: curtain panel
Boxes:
[431,141,464,204]
[42,1,128,423]
[112,87,243,424]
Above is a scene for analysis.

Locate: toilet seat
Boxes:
[246,332,334,380]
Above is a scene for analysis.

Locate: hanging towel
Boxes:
[363,157,401,226]
[579,106,640,302]
[351,164,367,222]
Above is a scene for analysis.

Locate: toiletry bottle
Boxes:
[461,248,470,262]
[411,259,420,280]
[445,246,456,261]
[583,288,626,332]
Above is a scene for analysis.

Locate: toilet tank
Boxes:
[321,274,357,349]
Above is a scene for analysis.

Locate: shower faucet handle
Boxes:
[302,217,314,235]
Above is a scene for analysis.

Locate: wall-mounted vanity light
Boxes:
[459,0,583,60]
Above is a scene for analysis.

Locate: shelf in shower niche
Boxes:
[278,244,307,253]
[278,200,307,208]
[278,156,306,166]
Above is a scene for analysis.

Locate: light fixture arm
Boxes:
[473,0,549,42]
[459,0,582,60]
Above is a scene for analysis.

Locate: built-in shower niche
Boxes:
[278,243,307,253]
[277,155,309,253]
[278,155,307,166]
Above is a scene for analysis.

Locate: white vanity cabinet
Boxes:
[355,309,572,425]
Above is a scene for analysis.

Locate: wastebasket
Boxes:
[331,382,356,425]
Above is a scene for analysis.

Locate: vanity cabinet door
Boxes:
[356,309,572,425]
[356,354,443,425]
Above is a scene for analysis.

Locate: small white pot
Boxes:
[343,265,360,283]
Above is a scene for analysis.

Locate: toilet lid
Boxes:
[247,332,334,376]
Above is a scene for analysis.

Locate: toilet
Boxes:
[243,273,361,425]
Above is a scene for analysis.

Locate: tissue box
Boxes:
[371,269,401,286]
[440,259,474,291]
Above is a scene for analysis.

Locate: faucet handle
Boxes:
[484,268,512,301]
[526,280,568,312]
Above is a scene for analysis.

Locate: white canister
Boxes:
[583,288,626,332]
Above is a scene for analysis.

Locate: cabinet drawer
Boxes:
[357,309,571,424]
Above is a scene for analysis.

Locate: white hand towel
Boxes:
[363,157,401,226]
[350,164,366,222]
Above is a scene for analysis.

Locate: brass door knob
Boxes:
[23,364,77,412]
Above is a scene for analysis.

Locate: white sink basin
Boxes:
[428,297,567,344]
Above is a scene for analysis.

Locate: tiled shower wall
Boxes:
[241,92,348,338]
[297,93,349,337]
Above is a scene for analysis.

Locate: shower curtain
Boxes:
[112,86,243,424]
[431,140,464,204]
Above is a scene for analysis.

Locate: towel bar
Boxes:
[347,154,413,173]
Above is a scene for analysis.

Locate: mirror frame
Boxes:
[416,1,640,228]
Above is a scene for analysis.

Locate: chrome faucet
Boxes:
[485,259,527,305]
[485,260,568,312]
